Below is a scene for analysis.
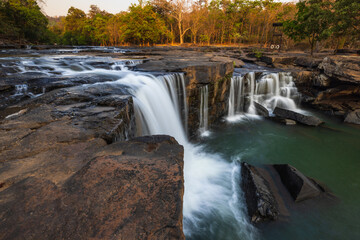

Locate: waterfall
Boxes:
[228,76,245,117]
[199,85,209,136]
[227,71,300,121]
[247,72,256,115]
[158,73,188,137]
[110,73,256,239]
[4,53,257,239]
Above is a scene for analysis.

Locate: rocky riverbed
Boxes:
[0,45,359,239]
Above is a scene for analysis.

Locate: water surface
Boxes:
[201,110,360,240]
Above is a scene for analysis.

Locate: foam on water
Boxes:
[227,71,301,122]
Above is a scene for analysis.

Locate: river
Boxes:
[1,49,359,239]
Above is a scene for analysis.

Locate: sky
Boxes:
[41,0,139,17]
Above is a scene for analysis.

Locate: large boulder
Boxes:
[241,162,279,223]
[273,107,324,126]
[0,135,185,240]
[274,164,328,202]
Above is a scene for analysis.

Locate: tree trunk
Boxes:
[178,20,183,44]
[309,38,315,57]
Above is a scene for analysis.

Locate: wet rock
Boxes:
[241,162,279,223]
[274,164,328,202]
[344,109,360,124]
[273,107,324,126]
[0,136,184,240]
[254,101,269,117]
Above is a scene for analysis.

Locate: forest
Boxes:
[0,0,359,51]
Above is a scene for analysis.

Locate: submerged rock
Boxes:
[344,109,360,124]
[241,162,279,223]
[241,163,336,225]
[274,164,324,202]
[273,107,324,126]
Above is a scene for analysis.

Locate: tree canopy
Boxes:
[283,0,333,55]
[0,0,51,42]
[0,0,358,52]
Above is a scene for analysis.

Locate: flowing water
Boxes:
[1,50,359,239]
[199,85,210,137]
[227,72,301,121]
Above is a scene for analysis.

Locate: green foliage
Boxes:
[283,0,333,55]
[332,0,360,48]
[0,0,356,48]
[252,48,264,59]
[122,4,167,44]
[0,0,49,42]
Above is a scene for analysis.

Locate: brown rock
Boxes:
[318,57,360,84]
[295,57,322,68]
[0,136,185,240]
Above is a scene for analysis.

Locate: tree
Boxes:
[122,3,168,45]
[151,0,191,44]
[63,7,88,44]
[0,0,49,42]
[332,0,360,49]
[283,0,333,56]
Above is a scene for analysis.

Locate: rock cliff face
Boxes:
[184,63,233,138]
[137,49,234,138]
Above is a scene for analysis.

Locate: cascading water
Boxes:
[199,85,210,136]
[247,72,256,115]
[254,72,299,111]
[228,76,244,117]
[111,73,256,240]
[2,53,257,239]
[158,73,188,137]
[13,84,28,96]
[227,71,300,121]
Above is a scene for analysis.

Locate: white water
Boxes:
[2,54,257,239]
[1,55,143,76]
[228,76,245,117]
[13,84,28,96]
[227,72,300,121]
[111,73,256,239]
[199,85,210,137]
[158,73,189,137]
